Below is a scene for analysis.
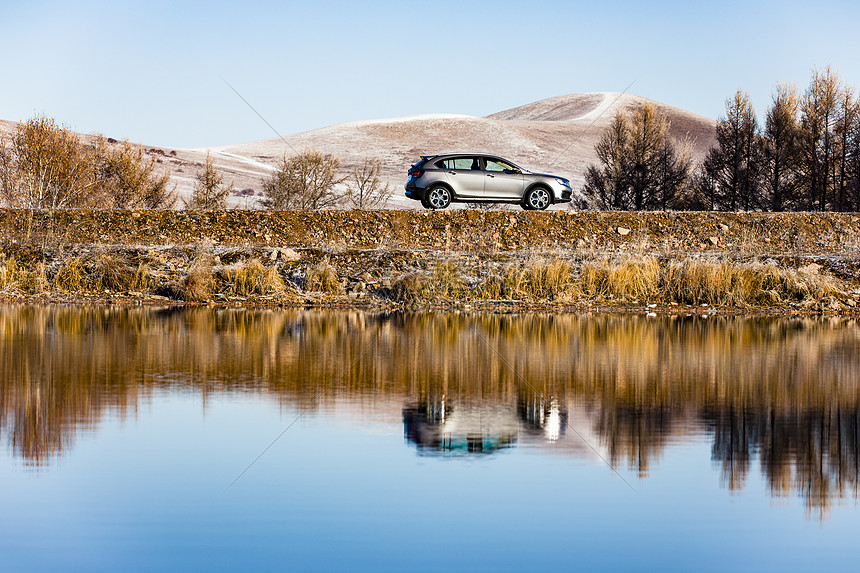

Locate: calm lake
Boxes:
[1,305,858,571]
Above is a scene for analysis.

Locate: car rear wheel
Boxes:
[523,186,550,210]
[427,185,451,210]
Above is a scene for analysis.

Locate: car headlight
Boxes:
[555,178,571,188]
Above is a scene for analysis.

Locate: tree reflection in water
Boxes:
[1,305,858,518]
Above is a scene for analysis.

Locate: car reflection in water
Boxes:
[403,395,566,456]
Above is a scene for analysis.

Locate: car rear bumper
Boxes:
[404,183,427,201]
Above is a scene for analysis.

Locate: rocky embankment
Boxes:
[1,209,858,314]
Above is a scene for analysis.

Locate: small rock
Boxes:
[718,223,729,232]
[280,248,301,261]
[575,238,587,248]
[269,250,278,261]
[708,236,719,245]
[616,227,630,236]
[799,263,822,274]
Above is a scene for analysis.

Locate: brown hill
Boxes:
[1,93,716,208]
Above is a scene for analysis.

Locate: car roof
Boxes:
[423,153,517,163]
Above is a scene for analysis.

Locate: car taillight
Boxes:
[410,170,423,178]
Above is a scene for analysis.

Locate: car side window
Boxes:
[485,159,517,173]
[439,157,481,170]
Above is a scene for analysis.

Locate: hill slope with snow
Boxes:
[1,93,716,208]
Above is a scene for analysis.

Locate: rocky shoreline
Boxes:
[1,209,859,316]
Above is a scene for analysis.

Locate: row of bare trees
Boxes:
[584,66,860,212]
[0,115,393,210]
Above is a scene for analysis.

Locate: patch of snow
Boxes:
[344,113,478,128]
[210,150,276,172]
[572,92,618,122]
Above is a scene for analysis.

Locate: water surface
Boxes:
[1,306,858,571]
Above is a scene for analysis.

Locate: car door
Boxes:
[483,157,525,200]
[440,156,485,198]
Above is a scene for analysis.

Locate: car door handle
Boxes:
[486,174,495,178]
[448,171,456,175]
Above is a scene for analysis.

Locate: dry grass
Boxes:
[55,257,88,292]
[477,260,573,301]
[663,259,843,306]
[304,257,342,293]
[0,256,23,290]
[178,257,217,301]
[131,263,158,292]
[579,256,661,302]
[23,263,50,294]
[89,253,134,292]
[392,263,467,303]
[223,259,285,296]
[391,271,430,303]
[393,255,847,308]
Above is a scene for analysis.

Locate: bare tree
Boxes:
[799,66,843,211]
[94,139,176,209]
[583,104,690,210]
[262,150,342,210]
[583,111,630,209]
[701,90,763,211]
[185,151,231,210]
[763,84,801,211]
[345,158,392,209]
[834,87,859,211]
[0,115,97,208]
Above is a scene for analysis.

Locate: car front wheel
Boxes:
[427,186,451,210]
[523,187,551,210]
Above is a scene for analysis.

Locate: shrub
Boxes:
[185,151,231,210]
[94,139,176,209]
[262,150,342,210]
[223,259,285,296]
[304,257,343,293]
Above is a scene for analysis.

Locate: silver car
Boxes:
[404,153,572,210]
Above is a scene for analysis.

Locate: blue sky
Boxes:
[2,0,858,148]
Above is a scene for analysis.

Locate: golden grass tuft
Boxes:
[304,257,343,293]
[475,273,506,300]
[179,257,217,301]
[429,263,468,299]
[392,263,468,303]
[478,260,573,301]
[664,259,739,305]
[89,253,135,292]
[54,257,88,292]
[391,271,430,303]
[225,259,285,296]
[0,256,23,289]
[522,260,572,300]
[579,256,660,302]
[661,259,843,306]
[131,263,158,292]
[23,263,50,294]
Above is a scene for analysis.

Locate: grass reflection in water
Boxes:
[1,304,858,518]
